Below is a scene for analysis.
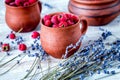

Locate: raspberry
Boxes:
[5,0,14,4]
[65,13,71,19]
[23,2,29,7]
[64,13,69,20]
[9,2,16,6]
[59,21,68,27]
[52,24,58,28]
[9,33,16,39]
[31,31,40,39]
[43,15,51,22]
[58,14,67,22]
[51,15,59,24]
[15,0,29,6]
[44,20,52,27]
[29,0,36,4]
[15,0,23,6]
[71,15,78,23]
[67,20,74,26]
[23,0,29,2]
[19,43,27,51]
[2,43,10,52]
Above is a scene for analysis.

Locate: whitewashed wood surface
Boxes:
[0,0,120,80]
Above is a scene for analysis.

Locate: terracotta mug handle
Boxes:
[64,18,88,58]
[38,1,42,13]
[80,19,88,35]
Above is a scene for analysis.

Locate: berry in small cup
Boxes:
[42,13,79,28]
[5,0,37,7]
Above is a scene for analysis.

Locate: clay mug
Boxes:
[5,0,41,32]
[40,12,88,59]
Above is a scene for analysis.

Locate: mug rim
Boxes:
[5,0,39,9]
[40,12,82,30]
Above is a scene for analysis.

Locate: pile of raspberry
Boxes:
[5,0,37,7]
[43,13,79,28]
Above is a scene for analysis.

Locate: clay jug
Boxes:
[68,0,120,26]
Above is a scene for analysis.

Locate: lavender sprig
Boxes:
[22,57,38,80]
[0,54,26,75]
[0,55,7,63]
[0,54,23,67]
[21,46,48,79]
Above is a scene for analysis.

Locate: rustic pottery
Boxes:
[68,0,120,26]
[5,1,41,32]
[40,12,88,59]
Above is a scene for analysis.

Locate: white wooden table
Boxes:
[0,0,120,80]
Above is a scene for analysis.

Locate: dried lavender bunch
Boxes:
[40,29,120,80]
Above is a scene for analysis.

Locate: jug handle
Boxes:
[80,18,88,35]
[38,1,42,13]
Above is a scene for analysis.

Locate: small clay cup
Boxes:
[40,12,88,59]
[5,1,41,32]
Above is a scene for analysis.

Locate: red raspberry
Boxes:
[15,0,23,6]
[71,15,78,23]
[2,43,10,52]
[64,13,69,20]
[22,0,29,3]
[52,24,58,28]
[59,21,68,27]
[51,15,59,24]
[23,2,29,7]
[29,0,36,4]
[67,20,74,26]
[44,20,52,27]
[23,0,29,2]
[31,31,40,39]
[9,2,17,6]
[58,14,67,22]
[43,15,51,22]
[5,0,14,4]
[19,43,27,51]
[9,33,16,39]
[65,13,71,19]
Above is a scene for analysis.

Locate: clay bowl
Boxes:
[68,0,120,26]
[5,1,41,32]
[40,12,88,59]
